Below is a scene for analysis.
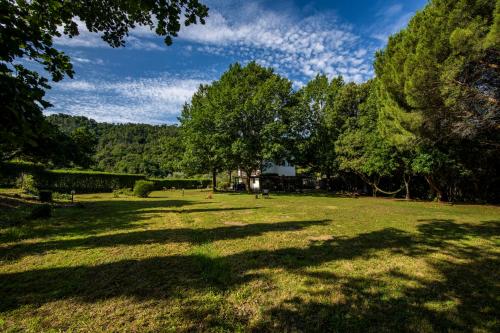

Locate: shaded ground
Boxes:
[0,189,499,332]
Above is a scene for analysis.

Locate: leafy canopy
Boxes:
[1,0,208,162]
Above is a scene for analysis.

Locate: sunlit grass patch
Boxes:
[1,189,499,332]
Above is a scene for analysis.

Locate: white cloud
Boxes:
[54,19,164,51]
[47,76,210,124]
[378,4,404,17]
[178,6,374,82]
[58,80,97,91]
[72,57,104,65]
[52,4,379,82]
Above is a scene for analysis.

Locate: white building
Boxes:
[237,161,296,191]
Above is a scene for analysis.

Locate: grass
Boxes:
[0,189,499,332]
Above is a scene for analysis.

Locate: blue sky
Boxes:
[45,0,427,124]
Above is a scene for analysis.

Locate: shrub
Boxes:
[133,180,154,198]
[20,174,39,195]
[53,192,71,201]
[113,188,132,198]
[218,182,231,190]
[29,204,52,219]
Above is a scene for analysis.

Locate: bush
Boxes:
[133,180,154,198]
[113,188,132,198]
[29,204,52,219]
[20,174,39,195]
[218,182,231,190]
[53,192,72,201]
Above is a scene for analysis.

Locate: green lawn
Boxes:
[0,190,499,332]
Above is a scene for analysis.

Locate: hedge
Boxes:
[0,162,211,193]
[35,170,146,193]
[0,162,45,187]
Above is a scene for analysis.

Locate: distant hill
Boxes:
[46,114,182,177]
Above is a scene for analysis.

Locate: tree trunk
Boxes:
[228,170,232,187]
[425,175,447,202]
[245,172,252,193]
[404,174,411,200]
[372,184,377,197]
[212,168,217,192]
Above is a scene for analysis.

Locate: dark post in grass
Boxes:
[71,190,76,203]
[39,190,53,202]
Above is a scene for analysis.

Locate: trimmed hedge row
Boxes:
[0,162,46,187]
[36,170,146,193]
[1,162,211,193]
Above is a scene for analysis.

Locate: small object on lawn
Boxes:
[206,192,213,199]
[182,188,185,196]
[262,189,270,198]
[255,193,259,199]
[71,190,76,203]
[39,190,52,202]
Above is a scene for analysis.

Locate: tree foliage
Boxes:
[373,0,499,201]
[294,75,344,179]
[335,80,402,196]
[47,114,182,176]
[1,0,208,162]
[180,62,296,190]
[6,0,498,203]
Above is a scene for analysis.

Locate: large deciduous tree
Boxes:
[180,62,296,191]
[294,75,344,186]
[1,0,208,162]
[179,84,232,189]
[335,80,403,197]
[219,63,296,191]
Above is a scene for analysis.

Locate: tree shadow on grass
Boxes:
[256,252,499,332]
[254,220,500,332]
[0,219,329,261]
[0,198,246,243]
[0,220,498,332]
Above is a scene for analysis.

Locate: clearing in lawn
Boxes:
[0,189,499,332]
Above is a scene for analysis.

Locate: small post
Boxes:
[71,190,75,203]
[182,188,185,196]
